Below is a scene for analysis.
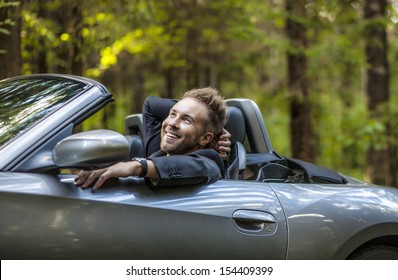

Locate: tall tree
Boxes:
[285,0,316,162]
[0,1,22,79]
[51,0,83,75]
[36,0,47,73]
[364,0,393,186]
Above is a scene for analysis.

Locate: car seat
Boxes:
[124,113,145,159]
[224,106,246,179]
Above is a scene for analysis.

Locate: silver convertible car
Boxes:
[1,74,398,260]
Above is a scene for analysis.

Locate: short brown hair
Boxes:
[183,87,227,136]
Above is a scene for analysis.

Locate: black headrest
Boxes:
[225,106,245,144]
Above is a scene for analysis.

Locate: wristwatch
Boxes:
[132,157,148,177]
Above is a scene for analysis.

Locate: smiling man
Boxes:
[75,87,228,190]
[161,96,216,155]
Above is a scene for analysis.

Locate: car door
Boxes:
[0,173,287,259]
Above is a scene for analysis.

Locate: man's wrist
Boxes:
[132,158,148,177]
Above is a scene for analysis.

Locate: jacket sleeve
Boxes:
[147,149,224,187]
[142,96,177,157]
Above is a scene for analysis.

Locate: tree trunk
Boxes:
[0,1,22,79]
[364,0,394,186]
[70,2,83,76]
[164,68,174,99]
[285,0,316,163]
[36,0,48,73]
[132,63,145,113]
[51,1,83,75]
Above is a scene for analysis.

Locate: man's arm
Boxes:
[75,160,159,191]
[142,96,177,156]
[75,149,223,190]
[148,149,224,187]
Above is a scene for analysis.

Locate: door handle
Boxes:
[232,210,276,233]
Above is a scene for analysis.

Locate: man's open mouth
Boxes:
[165,131,180,139]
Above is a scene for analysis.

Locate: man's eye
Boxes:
[183,118,192,124]
[169,112,176,118]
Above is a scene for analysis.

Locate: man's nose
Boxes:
[168,117,179,128]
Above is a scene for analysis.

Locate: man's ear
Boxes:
[199,132,214,146]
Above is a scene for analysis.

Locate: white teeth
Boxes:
[166,132,179,139]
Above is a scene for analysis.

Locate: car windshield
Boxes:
[0,76,88,149]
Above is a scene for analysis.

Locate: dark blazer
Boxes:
[142,96,225,187]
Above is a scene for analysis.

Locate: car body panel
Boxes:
[270,182,398,259]
[0,172,287,259]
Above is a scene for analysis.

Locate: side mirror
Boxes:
[53,129,129,169]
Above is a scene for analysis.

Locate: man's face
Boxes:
[160,97,213,155]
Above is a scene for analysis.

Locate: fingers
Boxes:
[74,162,135,191]
[219,128,231,140]
[217,129,232,160]
[75,169,107,190]
[218,129,231,147]
[217,139,231,149]
[75,170,89,186]
[219,151,228,160]
[217,145,230,160]
[92,171,109,191]
[207,129,232,160]
[218,145,231,154]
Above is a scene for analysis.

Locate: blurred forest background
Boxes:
[0,0,397,187]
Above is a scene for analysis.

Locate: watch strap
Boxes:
[132,157,148,177]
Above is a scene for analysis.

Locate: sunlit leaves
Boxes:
[0,0,19,35]
[86,25,167,77]
[59,33,70,42]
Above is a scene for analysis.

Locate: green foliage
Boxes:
[0,0,19,54]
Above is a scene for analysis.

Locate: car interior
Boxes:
[124,98,348,185]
